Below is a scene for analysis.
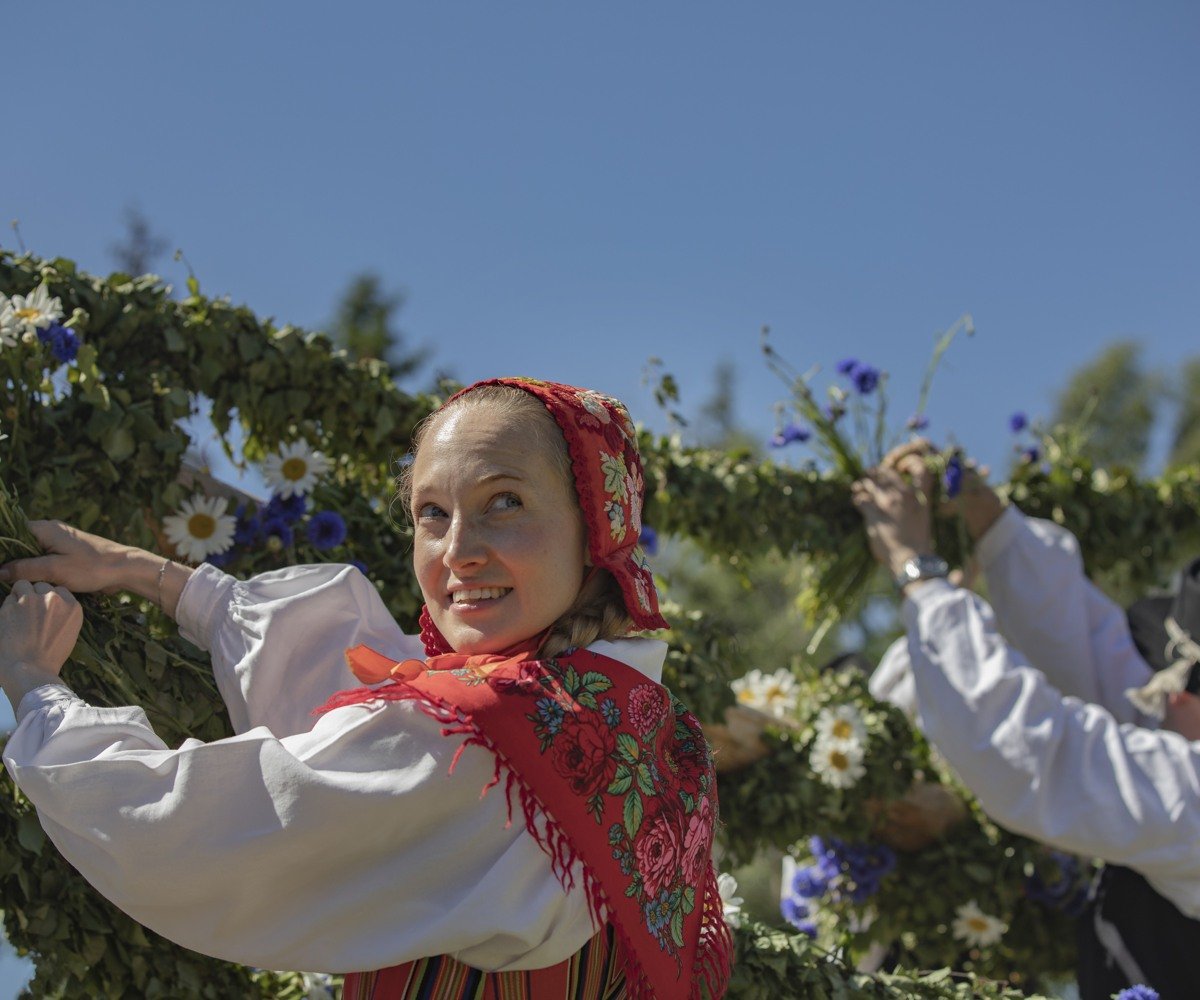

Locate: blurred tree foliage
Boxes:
[328,272,429,383]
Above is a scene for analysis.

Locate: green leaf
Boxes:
[616,731,640,764]
[623,790,643,837]
[636,763,655,796]
[607,765,633,796]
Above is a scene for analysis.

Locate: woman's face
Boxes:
[410,403,588,655]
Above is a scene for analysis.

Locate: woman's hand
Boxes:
[0,521,193,618]
[0,521,133,593]
[0,582,83,707]
[851,464,936,579]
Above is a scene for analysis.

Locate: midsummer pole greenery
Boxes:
[1,249,1196,996]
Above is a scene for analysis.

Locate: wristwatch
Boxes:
[895,554,950,591]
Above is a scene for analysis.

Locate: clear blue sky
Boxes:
[1,2,1197,992]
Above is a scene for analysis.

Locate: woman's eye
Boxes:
[490,492,522,511]
[416,502,447,520]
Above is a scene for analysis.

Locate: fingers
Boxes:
[0,556,59,585]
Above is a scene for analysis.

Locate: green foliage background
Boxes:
[2,251,1198,996]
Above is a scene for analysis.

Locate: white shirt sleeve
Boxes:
[904,579,1200,919]
[175,562,426,737]
[977,507,1153,723]
[3,563,671,974]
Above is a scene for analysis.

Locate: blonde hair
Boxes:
[398,384,633,656]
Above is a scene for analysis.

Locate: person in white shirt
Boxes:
[0,378,731,1000]
[851,449,1200,999]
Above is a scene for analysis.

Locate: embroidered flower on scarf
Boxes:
[636,805,684,899]
[535,697,565,734]
[552,709,617,798]
[809,734,866,789]
[600,697,621,728]
[578,390,613,425]
[606,499,627,541]
[162,494,236,564]
[731,667,799,720]
[628,684,669,735]
[951,899,1008,948]
[262,440,331,498]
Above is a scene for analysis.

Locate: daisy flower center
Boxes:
[281,457,309,482]
[968,917,989,932]
[15,308,40,321]
[831,720,854,739]
[187,513,217,539]
[829,750,850,771]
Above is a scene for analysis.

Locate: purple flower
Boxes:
[906,413,930,431]
[349,558,369,577]
[1115,987,1159,1000]
[39,322,80,364]
[1009,411,1028,433]
[1021,445,1040,463]
[770,423,811,448]
[233,504,262,546]
[944,454,964,498]
[307,510,347,551]
[264,492,308,524]
[791,866,829,899]
[639,525,658,556]
[851,364,881,395]
[780,896,810,929]
[836,358,859,376]
[262,516,294,549]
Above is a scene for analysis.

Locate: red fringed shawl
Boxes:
[318,644,733,1000]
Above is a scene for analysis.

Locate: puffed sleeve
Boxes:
[3,685,598,974]
[977,507,1153,722]
[904,579,1200,919]
[175,562,426,737]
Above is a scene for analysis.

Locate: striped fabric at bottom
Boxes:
[342,924,627,1000]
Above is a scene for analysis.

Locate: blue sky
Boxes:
[1,1,1198,991]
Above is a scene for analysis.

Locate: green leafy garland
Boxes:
[0,250,1188,996]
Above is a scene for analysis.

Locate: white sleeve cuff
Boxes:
[16,683,80,724]
[175,563,237,651]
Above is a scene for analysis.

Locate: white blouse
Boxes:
[3,563,667,975]
[872,507,1200,918]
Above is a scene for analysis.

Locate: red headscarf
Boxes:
[417,377,668,656]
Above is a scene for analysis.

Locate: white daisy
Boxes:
[262,440,331,498]
[162,494,236,563]
[7,283,62,336]
[717,872,744,929]
[814,704,868,748]
[951,899,1008,948]
[731,668,799,720]
[809,733,866,789]
[0,297,19,349]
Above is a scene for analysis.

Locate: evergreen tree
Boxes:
[329,272,428,383]
[109,205,170,276]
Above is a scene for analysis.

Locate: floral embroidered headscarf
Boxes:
[415,377,667,653]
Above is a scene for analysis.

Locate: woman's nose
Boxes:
[444,515,487,569]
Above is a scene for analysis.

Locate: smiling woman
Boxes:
[0,377,730,1000]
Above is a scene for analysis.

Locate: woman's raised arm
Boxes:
[0,521,193,619]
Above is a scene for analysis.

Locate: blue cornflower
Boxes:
[349,558,369,577]
[39,322,80,364]
[262,516,294,549]
[1009,411,1028,433]
[791,866,829,899]
[204,549,235,568]
[944,454,964,498]
[233,504,262,546]
[265,492,308,524]
[851,364,881,395]
[639,525,658,556]
[1115,987,1160,1000]
[307,510,347,551]
[780,896,810,930]
[824,402,845,423]
[1021,445,1040,464]
[770,423,811,448]
[836,358,859,376]
[906,413,930,431]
